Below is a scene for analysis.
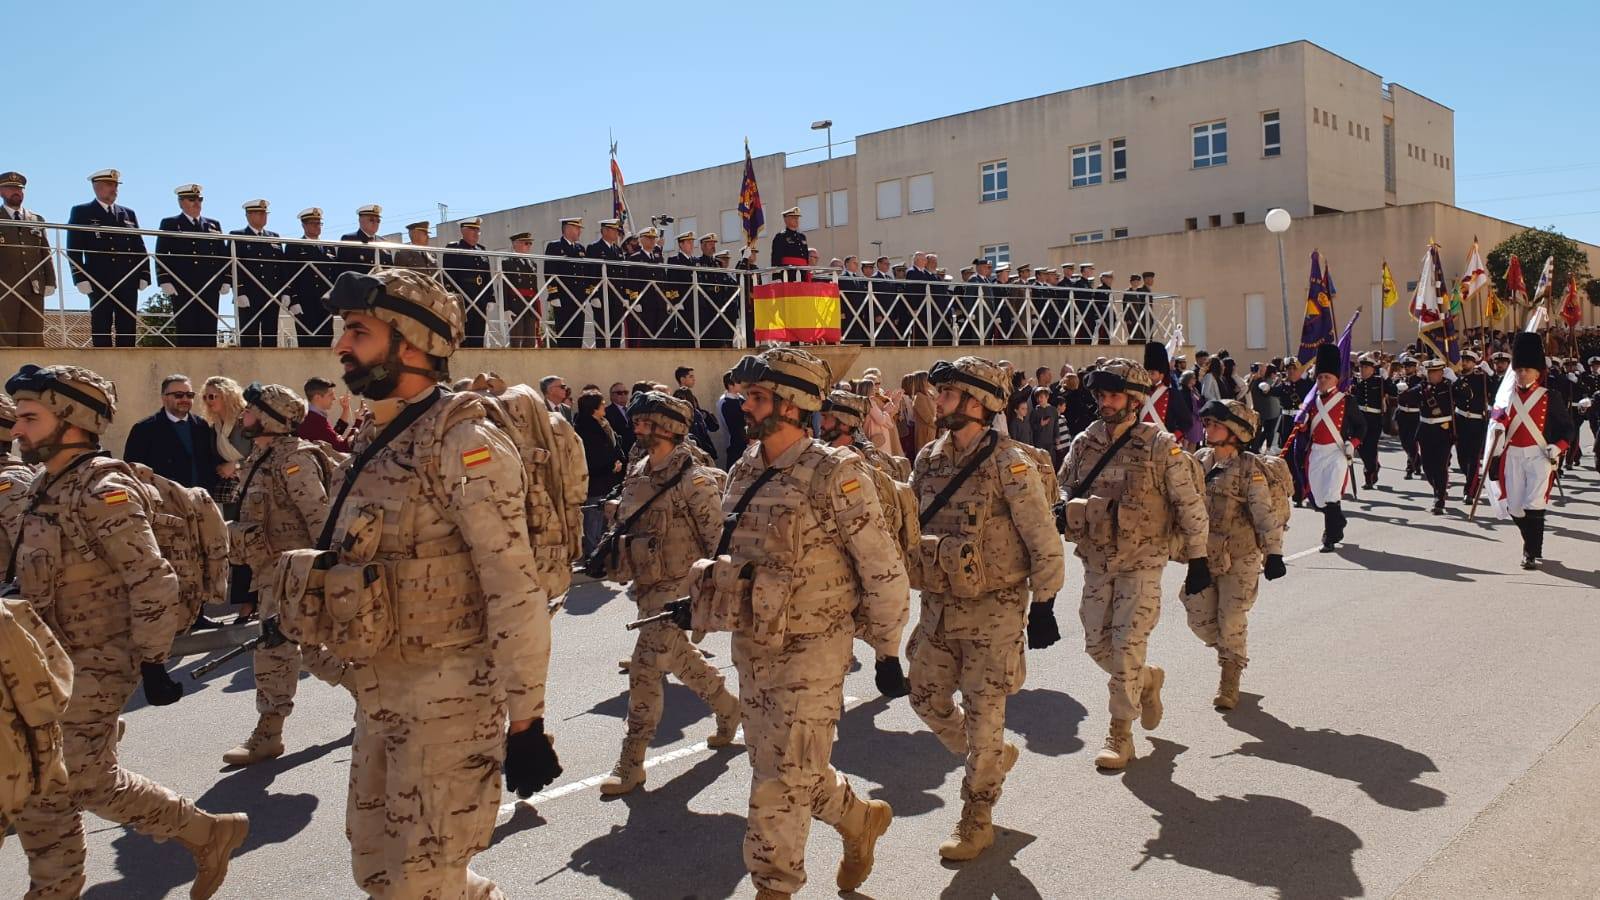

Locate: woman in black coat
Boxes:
[575,391,626,555]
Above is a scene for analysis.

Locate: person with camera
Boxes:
[594,391,738,796]
[1249,363,1283,452]
[6,364,249,899]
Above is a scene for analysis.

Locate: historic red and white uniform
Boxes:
[1495,383,1566,515]
[1304,389,1355,505]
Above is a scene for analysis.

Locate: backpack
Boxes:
[1012,442,1061,504]
[125,462,229,631]
[1243,451,1294,539]
[0,594,72,820]
[1157,438,1210,563]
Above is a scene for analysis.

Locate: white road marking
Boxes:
[499,695,862,817]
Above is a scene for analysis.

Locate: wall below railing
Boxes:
[0,343,1168,453]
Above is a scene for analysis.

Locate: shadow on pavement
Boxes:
[490,802,548,847]
[561,749,747,897]
[1222,693,1446,811]
[1005,688,1087,758]
[1122,738,1364,900]
[1535,559,1600,589]
[938,827,1042,899]
[86,731,353,899]
[561,582,619,616]
[119,649,255,717]
[585,682,714,746]
[833,695,960,817]
[1330,544,1498,583]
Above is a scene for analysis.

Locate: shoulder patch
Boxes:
[692,474,709,486]
[0,481,10,493]
[461,446,493,468]
[101,489,130,506]
[284,464,301,476]
[1170,446,1183,456]
[1252,473,1265,482]
[1008,461,1030,475]
[840,477,862,496]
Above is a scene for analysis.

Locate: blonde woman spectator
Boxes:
[856,374,903,456]
[199,376,249,503]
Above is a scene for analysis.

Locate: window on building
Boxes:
[1193,120,1227,167]
[1187,297,1207,349]
[797,195,820,232]
[1208,214,1222,228]
[827,190,848,227]
[1245,293,1267,349]
[1071,143,1103,187]
[1331,113,1338,130]
[980,160,1008,202]
[1262,110,1281,157]
[1111,139,1127,181]
[1232,211,1246,225]
[908,173,935,213]
[876,180,901,219]
[1185,217,1198,231]
[1071,231,1105,245]
[980,243,1010,267]
[1112,227,1129,239]
[1383,120,1395,192]
[720,209,742,244]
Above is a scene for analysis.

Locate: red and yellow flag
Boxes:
[1560,275,1583,328]
[752,282,841,344]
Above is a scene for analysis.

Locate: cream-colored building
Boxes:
[419,39,1595,354]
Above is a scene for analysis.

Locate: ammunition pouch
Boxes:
[1061,496,1115,546]
[226,520,269,569]
[274,550,397,662]
[620,534,665,586]
[909,534,984,599]
[688,554,794,647]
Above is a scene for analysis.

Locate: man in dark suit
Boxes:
[66,168,149,347]
[155,184,228,347]
[443,217,492,347]
[123,373,221,492]
[543,217,587,348]
[230,198,287,347]
[501,232,540,348]
[586,220,626,348]
[336,203,390,274]
[283,207,339,347]
[0,171,55,347]
[605,382,635,456]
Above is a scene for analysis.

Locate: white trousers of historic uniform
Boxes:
[1500,444,1554,516]
[1306,441,1347,506]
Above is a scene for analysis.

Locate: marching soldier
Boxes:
[1413,360,1456,514]
[1491,333,1575,570]
[908,358,1065,858]
[0,392,37,566]
[1186,400,1287,710]
[336,204,391,275]
[770,207,809,282]
[1301,344,1365,550]
[284,207,339,347]
[156,184,229,347]
[392,221,439,275]
[0,172,56,347]
[6,364,249,898]
[1350,353,1393,490]
[1140,342,1194,440]
[597,391,739,796]
[1057,358,1211,769]
[543,216,587,348]
[230,199,287,348]
[66,169,148,347]
[443,217,492,348]
[586,219,627,347]
[684,348,907,898]
[1394,355,1423,478]
[314,268,561,897]
[220,383,347,766]
[1453,350,1491,499]
[501,232,540,348]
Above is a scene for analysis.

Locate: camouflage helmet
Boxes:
[0,393,15,444]
[243,382,306,434]
[328,268,466,357]
[729,348,831,412]
[1198,399,1258,443]
[626,390,691,437]
[1082,357,1153,397]
[821,390,868,429]
[4,364,117,435]
[928,355,1009,413]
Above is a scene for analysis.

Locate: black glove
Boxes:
[140,662,184,706]
[1263,554,1287,581]
[874,657,909,698]
[260,616,288,648]
[504,718,562,798]
[1183,557,1213,595]
[1053,501,1067,534]
[1026,599,1062,649]
[664,598,693,631]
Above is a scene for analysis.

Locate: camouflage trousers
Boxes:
[11,644,205,900]
[906,601,1026,807]
[733,622,865,896]
[1079,567,1164,721]
[346,653,506,900]
[254,640,346,717]
[621,618,736,762]
[1180,569,1260,669]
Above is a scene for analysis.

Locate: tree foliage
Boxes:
[1486,226,1593,306]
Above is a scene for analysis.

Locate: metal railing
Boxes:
[0,220,1179,349]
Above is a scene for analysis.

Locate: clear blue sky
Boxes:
[13,0,1598,244]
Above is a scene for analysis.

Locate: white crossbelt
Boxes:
[1140,384,1167,426]
[1311,392,1345,447]
[1506,386,1548,450]
[1455,410,1484,419]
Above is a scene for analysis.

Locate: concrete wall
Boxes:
[1390,84,1455,206]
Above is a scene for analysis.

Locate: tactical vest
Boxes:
[913,434,1036,598]
[1061,421,1185,572]
[612,445,726,596]
[231,438,333,586]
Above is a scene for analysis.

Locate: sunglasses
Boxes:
[612,390,628,396]
[166,391,196,399]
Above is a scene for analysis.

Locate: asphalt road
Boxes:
[4,440,1599,899]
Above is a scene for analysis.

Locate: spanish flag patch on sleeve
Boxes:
[461,446,493,469]
[1008,462,1029,475]
[0,481,11,494]
[285,464,301,476]
[1170,447,1183,456]
[102,489,129,506]
[840,477,861,496]
[692,475,709,486]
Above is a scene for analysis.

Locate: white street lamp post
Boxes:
[1265,208,1294,358]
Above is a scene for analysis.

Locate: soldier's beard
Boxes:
[819,423,848,443]
[1099,404,1132,425]
[341,349,402,400]
[938,412,982,431]
[240,422,265,439]
[745,408,802,439]
[19,422,91,465]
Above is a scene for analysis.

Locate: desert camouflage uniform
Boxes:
[1183,448,1282,670]
[334,386,550,900]
[908,426,1064,833]
[0,452,35,567]
[721,437,908,895]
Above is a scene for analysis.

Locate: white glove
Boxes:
[160,282,175,295]
[1395,381,1408,393]
[1544,445,1561,463]
[235,294,249,308]
[289,304,303,314]
[138,280,149,291]
[41,283,55,297]
[75,281,91,294]
[220,283,232,295]
[1343,442,1356,460]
